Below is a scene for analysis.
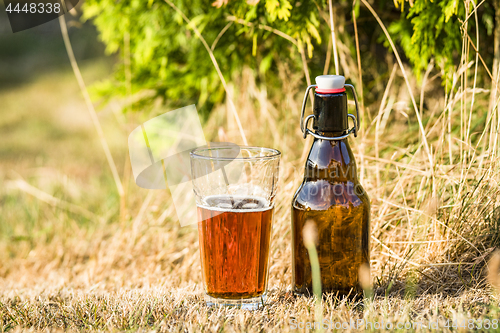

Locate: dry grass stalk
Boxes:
[163,0,248,145]
[328,0,339,75]
[58,15,124,197]
[361,0,434,170]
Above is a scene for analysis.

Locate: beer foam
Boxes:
[198,195,273,212]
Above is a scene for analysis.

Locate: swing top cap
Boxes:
[315,75,345,90]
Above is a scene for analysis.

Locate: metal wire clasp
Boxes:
[300,84,360,140]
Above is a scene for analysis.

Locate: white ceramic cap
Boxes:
[315,75,345,90]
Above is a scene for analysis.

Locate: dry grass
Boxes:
[0,287,496,332]
[1,2,500,332]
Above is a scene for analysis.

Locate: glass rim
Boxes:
[190,146,281,161]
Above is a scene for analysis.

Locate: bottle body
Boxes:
[291,137,370,296]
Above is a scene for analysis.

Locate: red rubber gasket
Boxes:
[315,87,346,94]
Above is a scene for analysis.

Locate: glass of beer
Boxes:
[190,145,281,310]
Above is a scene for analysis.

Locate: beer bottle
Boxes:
[291,75,370,296]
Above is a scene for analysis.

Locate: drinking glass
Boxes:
[190,145,281,310]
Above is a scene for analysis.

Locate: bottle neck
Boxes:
[305,90,357,181]
[305,137,357,182]
[313,91,348,133]
[315,130,349,138]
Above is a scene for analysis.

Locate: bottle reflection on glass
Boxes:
[292,75,370,297]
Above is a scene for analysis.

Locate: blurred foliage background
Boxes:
[82,0,498,114]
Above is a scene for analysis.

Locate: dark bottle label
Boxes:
[313,91,348,134]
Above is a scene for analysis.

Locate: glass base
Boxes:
[204,293,266,310]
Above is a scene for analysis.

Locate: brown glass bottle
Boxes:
[292,78,370,296]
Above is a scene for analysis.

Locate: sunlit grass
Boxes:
[0,2,500,332]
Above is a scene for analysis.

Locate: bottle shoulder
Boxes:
[303,138,359,182]
[292,137,370,211]
[307,138,353,168]
[292,179,370,211]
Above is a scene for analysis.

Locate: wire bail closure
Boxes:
[300,84,360,140]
